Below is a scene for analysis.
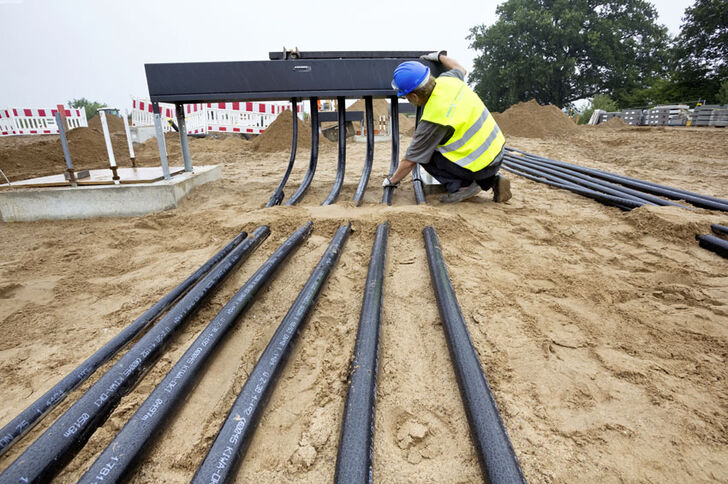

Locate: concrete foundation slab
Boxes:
[0,165,221,222]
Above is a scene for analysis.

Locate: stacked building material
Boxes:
[691,105,728,127]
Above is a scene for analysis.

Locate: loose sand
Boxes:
[0,103,727,483]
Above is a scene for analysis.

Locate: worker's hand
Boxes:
[382,176,399,188]
[420,50,447,62]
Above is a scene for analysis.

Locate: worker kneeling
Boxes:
[384,51,512,204]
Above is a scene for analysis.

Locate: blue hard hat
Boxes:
[392,61,430,96]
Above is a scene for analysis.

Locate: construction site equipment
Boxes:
[144,51,444,205]
[78,223,313,482]
[335,222,389,482]
[352,96,375,205]
[192,223,352,483]
[97,108,121,182]
[691,105,728,127]
[0,227,269,483]
[382,98,399,205]
[323,97,347,205]
[0,106,87,136]
[54,111,77,187]
[266,98,299,207]
[0,231,248,457]
[423,226,526,483]
[412,106,427,204]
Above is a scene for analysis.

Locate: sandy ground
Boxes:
[0,121,727,483]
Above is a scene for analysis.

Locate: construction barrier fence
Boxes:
[0,107,88,136]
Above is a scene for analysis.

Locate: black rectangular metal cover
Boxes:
[145,59,444,103]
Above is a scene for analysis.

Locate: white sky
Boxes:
[0,0,695,112]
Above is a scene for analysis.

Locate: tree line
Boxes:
[468,0,728,113]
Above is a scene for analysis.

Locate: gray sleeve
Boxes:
[404,121,450,164]
[439,68,465,81]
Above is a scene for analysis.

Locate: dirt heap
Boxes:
[252,110,314,153]
[493,99,579,139]
[399,114,416,137]
[596,116,629,130]
[87,114,126,134]
[347,98,391,132]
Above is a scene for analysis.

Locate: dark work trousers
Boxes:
[420,149,504,193]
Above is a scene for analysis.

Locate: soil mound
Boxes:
[348,98,391,132]
[252,110,314,153]
[596,117,628,130]
[88,113,126,134]
[399,114,416,137]
[493,99,578,139]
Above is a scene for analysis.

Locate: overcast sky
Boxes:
[0,0,695,112]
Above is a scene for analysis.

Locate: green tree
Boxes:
[577,93,619,124]
[669,0,728,104]
[468,0,670,111]
[68,98,107,121]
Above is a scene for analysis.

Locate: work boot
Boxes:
[440,182,481,204]
[492,174,512,203]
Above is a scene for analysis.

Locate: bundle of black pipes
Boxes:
[382,96,399,205]
[0,227,270,483]
[192,223,352,483]
[323,97,347,205]
[423,227,526,483]
[0,230,248,457]
[266,98,298,207]
[412,106,427,205]
[78,222,314,482]
[352,97,375,206]
[697,223,728,258]
[285,97,319,206]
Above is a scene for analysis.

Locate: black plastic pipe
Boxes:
[323,97,347,205]
[504,156,656,206]
[502,165,638,210]
[506,154,689,208]
[697,234,728,258]
[382,97,399,205]
[423,226,526,483]
[266,98,298,207]
[334,222,388,483]
[507,147,728,207]
[0,227,270,484]
[191,223,351,484]
[712,223,728,236]
[0,231,247,457]
[78,223,313,483]
[352,97,374,206]
[505,147,728,212]
[285,97,319,205]
[412,105,426,204]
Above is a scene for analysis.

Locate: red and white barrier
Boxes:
[131,98,302,135]
[0,107,87,136]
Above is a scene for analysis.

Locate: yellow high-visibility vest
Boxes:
[421,76,505,172]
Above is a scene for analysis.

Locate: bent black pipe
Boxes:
[504,156,656,206]
[711,223,728,236]
[383,97,399,205]
[423,226,525,483]
[506,147,728,212]
[192,223,352,484]
[323,97,347,205]
[79,223,314,483]
[507,154,689,209]
[266,98,299,207]
[285,97,319,205]
[0,227,270,484]
[412,105,426,204]
[352,96,374,206]
[697,234,728,258]
[502,165,638,210]
[0,231,247,457]
[334,222,388,483]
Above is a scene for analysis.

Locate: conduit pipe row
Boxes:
[266,98,299,207]
[0,230,248,457]
[79,222,314,482]
[0,227,270,483]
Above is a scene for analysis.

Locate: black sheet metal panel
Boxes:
[269,50,434,60]
[318,110,364,123]
[423,226,526,484]
[145,58,445,103]
[0,231,248,458]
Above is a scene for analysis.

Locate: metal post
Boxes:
[98,109,120,183]
[122,109,136,167]
[55,111,76,187]
[176,103,193,172]
[152,102,171,180]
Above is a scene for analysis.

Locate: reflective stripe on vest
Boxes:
[420,76,505,172]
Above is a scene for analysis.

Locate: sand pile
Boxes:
[252,110,314,153]
[348,98,391,131]
[399,114,416,137]
[493,99,579,138]
[596,117,629,130]
[88,114,126,134]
